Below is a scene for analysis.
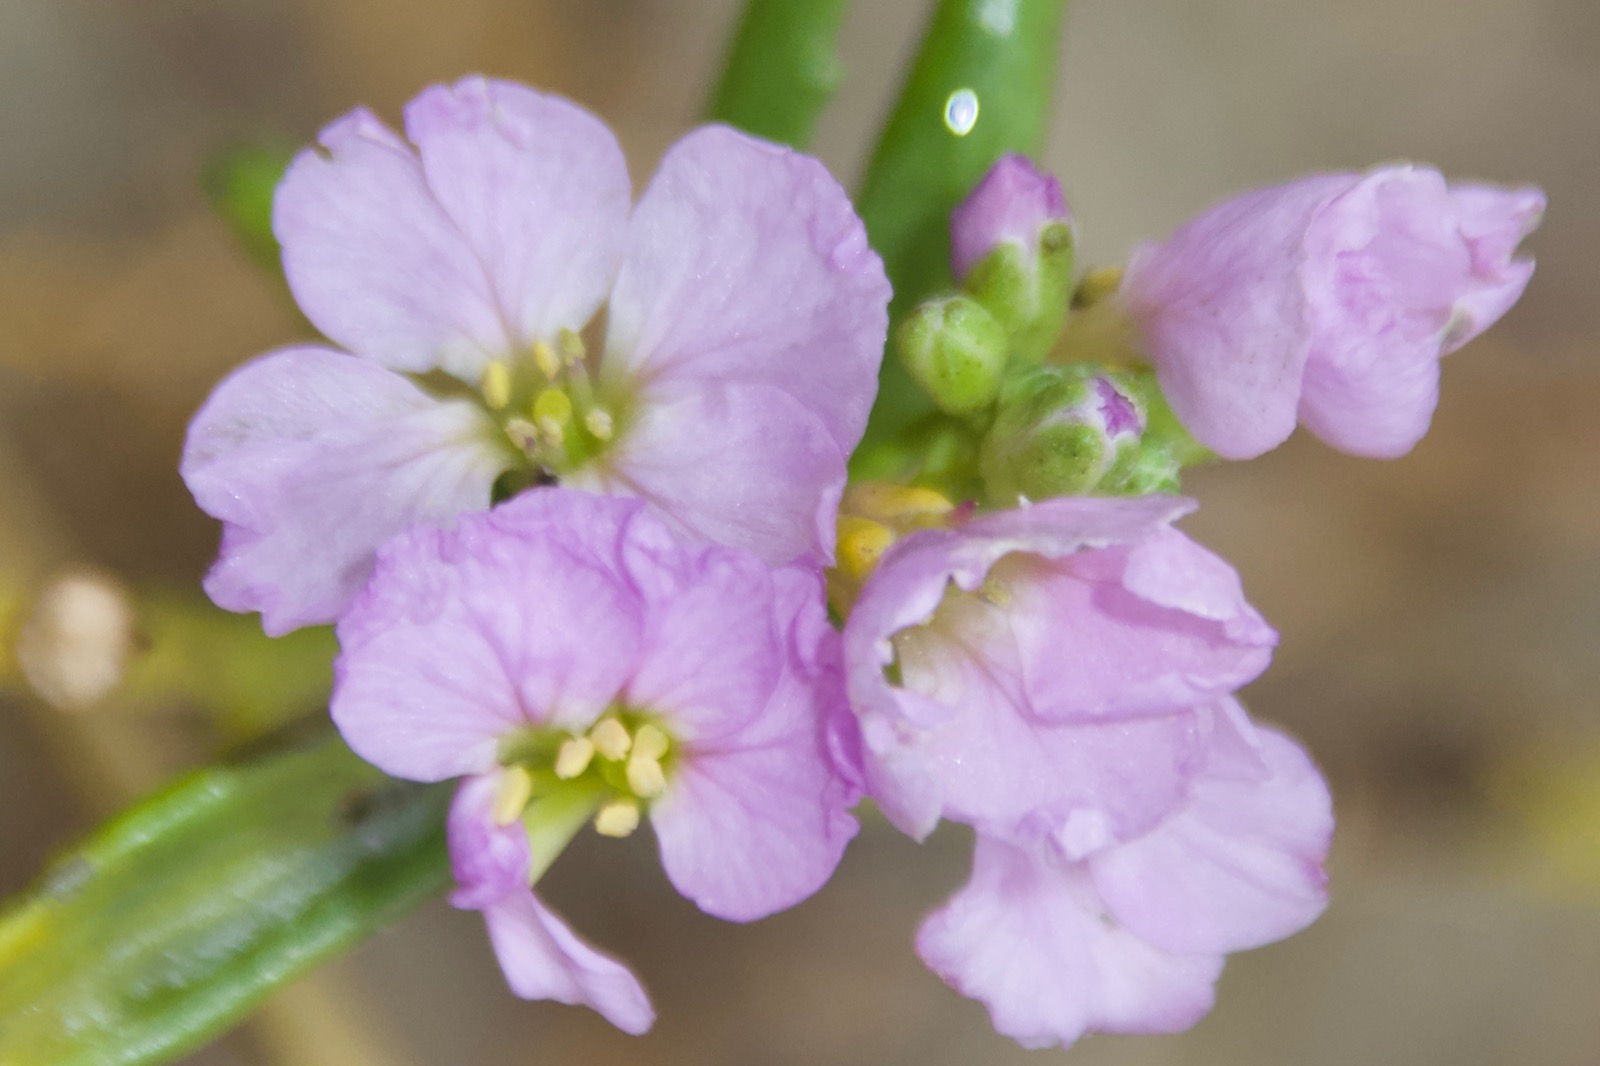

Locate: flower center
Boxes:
[476,328,623,492]
[495,711,676,842]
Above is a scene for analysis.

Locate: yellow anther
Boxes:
[843,483,954,526]
[631,724,669,762]
[554,736,596,780]
[504,417,540,453]
[837,516,894,584]
[558,327,586,366]
[533,340,561,380]
[590,717,632,761]
[626,754,666,799]
[481,361,513,410]
[1072,266,1125,310]
[493,766,534,826]
[979,575,1012,608]
[594,798,641,838]
[584,408,614,441]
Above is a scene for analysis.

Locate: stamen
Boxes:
[536,416,565,449]
[558,328,586,366]
[504,417,540,454]
[533,340,561,380]
[594,798,641,838]
[631,724,669,762]
[584,408,614,441]
[625,754,666,798]
[481,361,513,410]
[590,717,632,761]
[837,517,894,583]
[554,736,596,780]
[493,766,534,826]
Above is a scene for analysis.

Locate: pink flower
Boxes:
[330,489,858,1028]
[918,700,1331,1050]
[841,496,1277,841]
[838,496,1329,1047]
[182,76,888,634]
[1121,165,1543,459]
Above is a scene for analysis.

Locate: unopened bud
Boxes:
[897,295,1007,415]
[952,155,1076,361]
[979,367,1146,505]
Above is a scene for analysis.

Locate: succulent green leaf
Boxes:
[0,729,451,1066]
[853,0,1070,462]
[706,0,850,148]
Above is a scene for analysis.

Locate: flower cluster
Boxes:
[183,76,1540,1049]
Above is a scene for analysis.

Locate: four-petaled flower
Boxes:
[182,76,888,635]
[838,496,1332,1048]
[330,489,858,1030]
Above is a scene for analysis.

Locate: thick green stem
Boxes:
[853,0,1070,465]
[706,0,851,147]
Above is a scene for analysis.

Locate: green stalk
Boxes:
[706,0,851,147]
[0,728,451,1066]
[853,0,1070,463]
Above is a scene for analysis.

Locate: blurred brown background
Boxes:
[2,1,1597,1063]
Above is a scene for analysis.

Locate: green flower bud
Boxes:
[896,295,1008,416]
[980,365,1146,504]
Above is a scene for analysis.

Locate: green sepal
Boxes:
[852,0,1071,465]
[0,727,451,1066]
[706,0,850,147]
[963,219,1075,362]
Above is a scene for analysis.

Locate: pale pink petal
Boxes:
[181,346,508,635]
[1092,702,1333,955]
[404,77,631,347]
[622,547,781,743]
[603,125,888,453]
[448,773,532,910]
[578,380,844,566]
[1003,529,1276,720]
[650,567,857,920]
[331,494,648,780]
[274,108,509,377]
[1122,175,1356,459]
[480,889,654,1034]
[1442,182,1545,352]
[916,836,1222,1050]
[842,496,1201,839]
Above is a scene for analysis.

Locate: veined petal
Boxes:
[1004,528,1276,720]
[274,108,510,377]
[622,546,782,743]
[332,494,648,781]
[1092,701,1333,955]
[1122,174,1357,459]
[650,567,857,920]
[405,77,631,349]
[480,888,654,1034]
[578,380,845,566]
[180,346,508,635]
[604,125,888,453]
[916,835,1222,1050]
